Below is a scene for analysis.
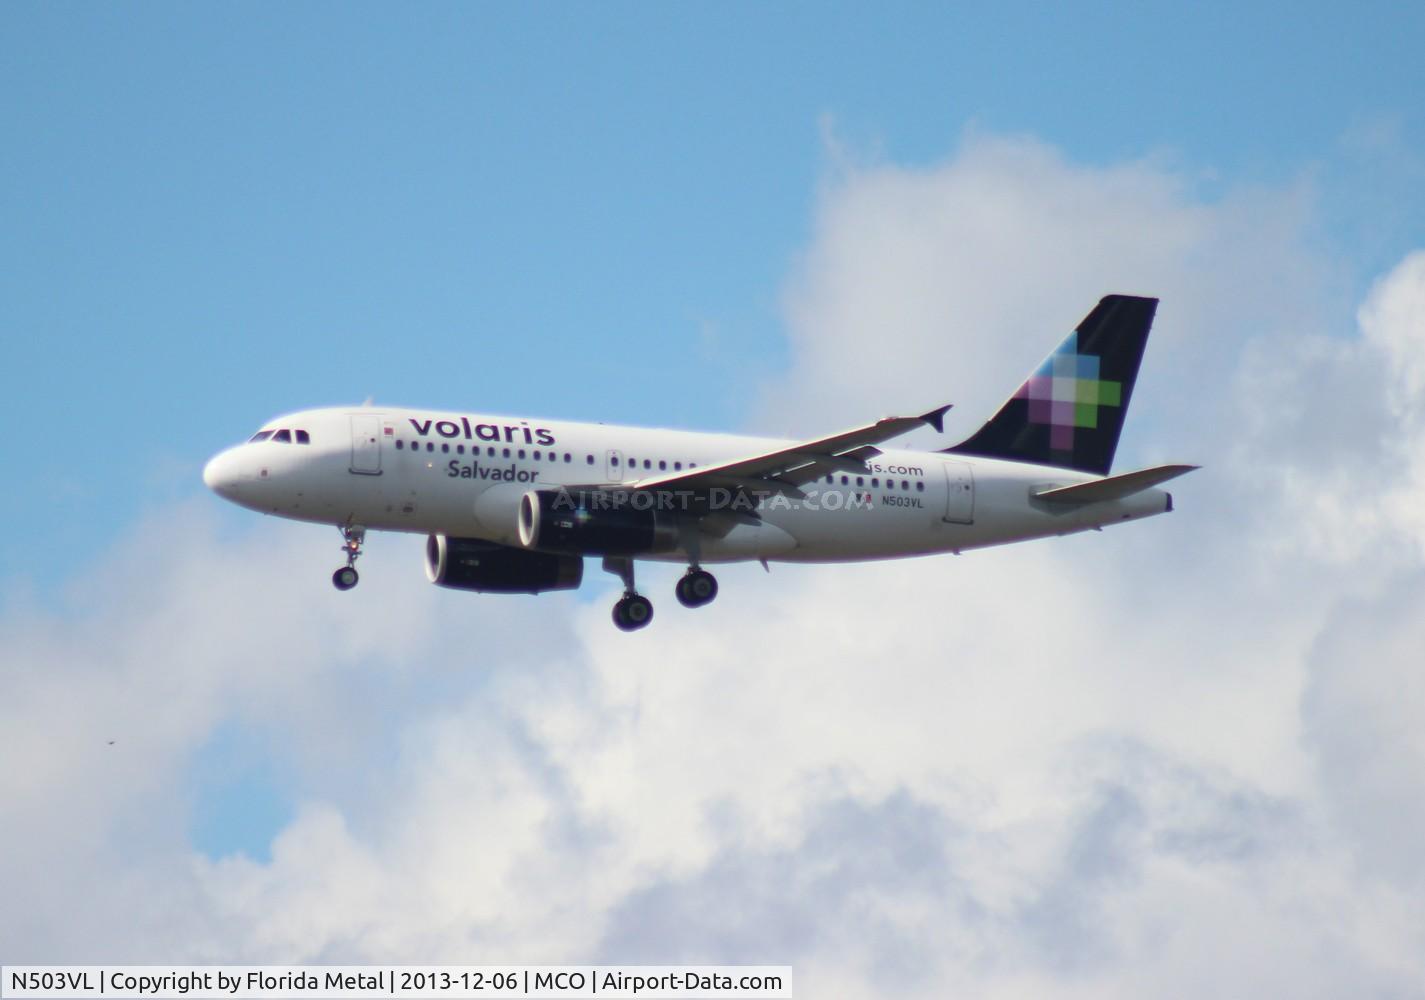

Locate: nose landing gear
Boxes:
[332,523,365,591]
[675,568,718,608]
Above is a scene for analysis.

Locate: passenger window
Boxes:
[295,430,310,445]
[503,448,510,458]
[841,476,848,485]
[427,442,434,452]
[248,430,274,442]
[916,481,925,491]
[396,440,404,450]
[856,476,864,487]
[441,443,450,453]
[586,455,594,465]
[565,453,572,463]
[533,450,541,461]
[518,449,526,459]
[902,480,909,490]
[457,444,464,454]
[674,462,682,471]
[659,460,667,471]
[872,478,879,488]
[272,429,292,443]
[612,456,620,466]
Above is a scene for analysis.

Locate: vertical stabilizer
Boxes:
[944,295,1158,475]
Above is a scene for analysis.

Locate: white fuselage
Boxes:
[203,406,1173,564]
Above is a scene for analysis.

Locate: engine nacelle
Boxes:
[425,535,583,594]
[518,488,679,555]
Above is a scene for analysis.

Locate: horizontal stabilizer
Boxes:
[1033,464,1199,504]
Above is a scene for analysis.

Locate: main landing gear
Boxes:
[613,592,654,631]
[603,558,720,631]
[332,523,365,591]
[604,556,653,632]
[675,568,718,608]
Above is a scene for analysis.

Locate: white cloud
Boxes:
[1302,579,1425,890]
[4,133,1425,997]
[1361,250,1425,405]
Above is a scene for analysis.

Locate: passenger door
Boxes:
[942,460,974,523]
[349,414,383,475]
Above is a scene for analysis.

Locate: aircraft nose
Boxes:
[202,448,244,499]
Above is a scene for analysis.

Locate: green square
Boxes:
[1075,378,1122,407]
[1075,401,1099,428]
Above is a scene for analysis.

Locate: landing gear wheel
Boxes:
[332,566,359,591]
[333,522,366,592]
[603,557,653,632]
[613,593,654,632]
[675,569,719,608]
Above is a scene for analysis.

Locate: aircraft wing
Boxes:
[629,404,952,498]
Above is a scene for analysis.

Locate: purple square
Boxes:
[1026,375,1054,401]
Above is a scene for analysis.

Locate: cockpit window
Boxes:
[295,430,310,444]
[248,430,274,443]
[272,429,292,443]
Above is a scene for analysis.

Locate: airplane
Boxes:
[203,295,1196,631]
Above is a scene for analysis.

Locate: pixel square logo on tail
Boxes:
[1015,331,1123,452]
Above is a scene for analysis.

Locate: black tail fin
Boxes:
[944,295,1158,475]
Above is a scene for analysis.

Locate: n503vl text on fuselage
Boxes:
[203,295,1197,631]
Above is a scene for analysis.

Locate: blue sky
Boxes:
[5,5,1425,992]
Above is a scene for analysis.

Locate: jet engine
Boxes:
[425,535,583,593]
[518,488,680,555]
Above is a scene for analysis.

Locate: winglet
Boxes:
[919,404,953,434]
